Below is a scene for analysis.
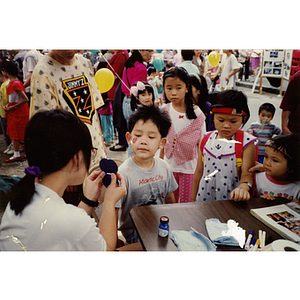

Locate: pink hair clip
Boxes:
[130,81,146,97]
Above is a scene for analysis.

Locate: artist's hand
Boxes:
[231,187,250,201]
[84,170,105,201]
[248,162,264,173]
[260,193,275,200]
[104,173,126,205]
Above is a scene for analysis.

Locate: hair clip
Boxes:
[24,166,42,177]
[130,81,146,97]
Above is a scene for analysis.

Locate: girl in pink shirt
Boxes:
[160,67,206,203]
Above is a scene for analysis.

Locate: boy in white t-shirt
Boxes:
[115,106,178,244]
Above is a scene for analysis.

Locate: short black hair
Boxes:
[265,134,300,182]
[258,102,276,116]
[128,105,171,138]
[0,59,18,77]
[211,90,250,126]
[147,66,157,76]
[166,62,174,69]
[181,50,195,61]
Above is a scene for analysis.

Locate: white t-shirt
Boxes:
[164,103,206,174]
[255,172,300,200]
[0,183,107,251]
[23,50,43,93]
[220,53,240,89]
[115,157,178,239]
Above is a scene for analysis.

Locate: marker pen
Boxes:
[244,229,254,250]
[252,239,260,251]
[261,231,266,248]
[248,238,256,251]
[258,230,262,247]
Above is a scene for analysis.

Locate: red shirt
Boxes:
[107,50,129,101]
[280,70,300,134]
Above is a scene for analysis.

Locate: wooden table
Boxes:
[129,198,290,251]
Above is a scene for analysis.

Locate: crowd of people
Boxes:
[0,49,300,251]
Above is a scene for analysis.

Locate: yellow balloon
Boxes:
[208,51,220,67]
[94,68,115,93]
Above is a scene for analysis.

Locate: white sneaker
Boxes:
[19,145,24,152]
[3,143,13,154]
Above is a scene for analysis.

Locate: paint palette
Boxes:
[99,158,119,187]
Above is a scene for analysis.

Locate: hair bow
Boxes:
[130,81,146,97]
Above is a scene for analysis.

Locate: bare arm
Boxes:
[225,68,240,81]
[78,170,105,216]
[5,90,28,112]
[211,65,222,80]
[165,192,176,204]
[191,142,204,202]
[230,142,256,201]
[23,71,33,89]
[99,173,126,251]
[281,110,292,135]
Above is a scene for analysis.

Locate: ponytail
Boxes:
[9,174,36,215]
[9,166,42,215]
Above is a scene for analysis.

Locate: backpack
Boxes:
[200,130,257,173]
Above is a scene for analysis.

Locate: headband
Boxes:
[168,66,189,76]
[190,73,202,85]
[211,107,246,116]
[265,140,292,160]
[130,81,146,97]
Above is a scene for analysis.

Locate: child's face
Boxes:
[138,90,153,107]
[164,77,188,106]
[191,85,200,104]
[214,113,243,140]
[126,119,166,160]
[263,146,290,181]
[259,109,273,124]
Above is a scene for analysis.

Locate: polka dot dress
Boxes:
[196,131,256,201]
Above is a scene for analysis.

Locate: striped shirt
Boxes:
[248,121,282,156]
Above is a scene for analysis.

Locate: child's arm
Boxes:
[211,65,222,80]
[191,142,204,202]
[260,193,276,200]
[5,90,28,112]
[165,192,176,204]
[231,142,256,201]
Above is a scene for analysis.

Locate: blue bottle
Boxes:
[158,216,169,237]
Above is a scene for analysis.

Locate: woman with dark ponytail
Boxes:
[0,109,126,251]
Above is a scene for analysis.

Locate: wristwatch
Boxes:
[241,181,252,192]
[81,195,99,207]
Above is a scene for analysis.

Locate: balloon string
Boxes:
[99,51,131,94]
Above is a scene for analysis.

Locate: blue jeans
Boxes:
[125,230,140,244]
[99,114,114,143]
[0,116,11,146]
